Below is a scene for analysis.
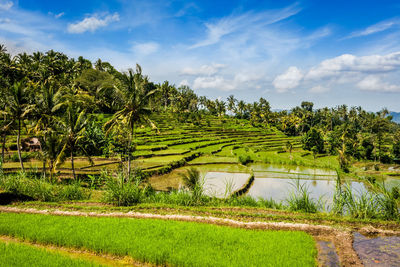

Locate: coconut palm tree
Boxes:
[227,95,237,114]
[105,64,158,177]
[55,102,89,180]
[53,83,93,179]
[6,80,34,171]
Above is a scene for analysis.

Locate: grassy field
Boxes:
[0,241,100,267]
[0,212,317,266]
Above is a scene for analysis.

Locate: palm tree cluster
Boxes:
[1,45,399,179]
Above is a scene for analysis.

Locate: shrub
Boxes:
[103,173,143,206]
[238,155,253,165]
[10,152,35,162]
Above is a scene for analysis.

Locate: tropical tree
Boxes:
[53,84,93,179]
[227,95,237,114]
[302,127,324,153]
[6,80,34,171]
[105,64,158,177]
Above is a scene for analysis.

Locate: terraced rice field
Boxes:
[2,115,301,188]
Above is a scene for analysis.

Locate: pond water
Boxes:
[194,163,399,206]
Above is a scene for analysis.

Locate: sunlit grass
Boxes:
[0,241,101,267]
[0,213,317,267]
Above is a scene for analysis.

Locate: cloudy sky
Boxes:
[1,0,400,111]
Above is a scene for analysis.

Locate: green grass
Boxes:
[0,212,317,267]
[0,241,100,267]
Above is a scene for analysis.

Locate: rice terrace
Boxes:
[1,1,400,266]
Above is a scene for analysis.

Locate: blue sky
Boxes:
[1,0,400,111]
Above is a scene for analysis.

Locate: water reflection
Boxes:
[203,172,250,198]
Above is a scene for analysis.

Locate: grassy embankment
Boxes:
[0,212,317,267]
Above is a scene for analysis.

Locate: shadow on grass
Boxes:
[0,192,34,205]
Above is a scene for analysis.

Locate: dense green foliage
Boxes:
[0,241,100,267]
[0,44,399,178]
[0,213,317,266]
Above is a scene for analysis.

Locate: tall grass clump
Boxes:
[103,172,145,206]
[0,172,90,202]
[286,178,319,213]
[179,167,205,203]
[332,173,399,220]
[372,182,399,220]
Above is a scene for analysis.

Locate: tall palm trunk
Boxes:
[49,159,54,180]
[41,136,46,178]
[71,148,76,180]
[127,132,132,178]
[127,123,136,178]
[1,133,5,163]
[17,118,25,172]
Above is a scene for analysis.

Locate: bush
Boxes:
[238,155,253,165]
[103,173,143,206]
[302,127,324,153]
[10,152,35,162]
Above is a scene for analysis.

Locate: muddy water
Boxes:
[317,240,340,267]
[353,232,400,266]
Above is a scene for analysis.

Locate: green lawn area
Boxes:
[0,212,317,267]
[0,240,100,267]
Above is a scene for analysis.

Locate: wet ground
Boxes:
[317,240,340,267]
[353,232,400,266]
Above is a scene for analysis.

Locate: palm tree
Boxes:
[53,84,93,179]
[286,140,293,160]
[32,81,59,178]
[215,99,226,118]
[105,64,158,177]
[227,95,237,114]
[6,80,34,172]
[55,102,88,179]
[237,100,246,118]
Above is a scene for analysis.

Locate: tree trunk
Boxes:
[1,133,5,163]
[127,133,132,178]
[17,119,25,172]
[71,149,76,180]
[49,160,54,180]
[42,159,46,178]
[41,136,46,178]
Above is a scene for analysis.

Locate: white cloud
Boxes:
[67,13,119,34]
[179,79,190,87]
[357,75,400,92]
[193,76,235,91]
[181,63,225,76]
[55,12,64,19]
[309,85,329,94]
[132,42,159,56]
[0,1,13,10]
[273,66,303,93]
[347,18,400,39]
[190,3,301,49]
[305,52,400,80]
